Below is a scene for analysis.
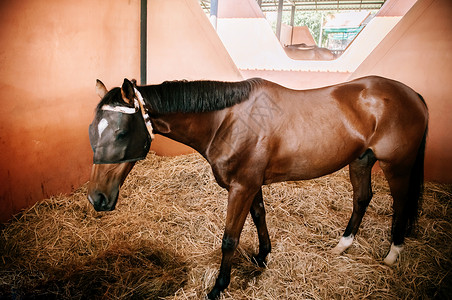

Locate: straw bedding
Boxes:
[1,152,451,299]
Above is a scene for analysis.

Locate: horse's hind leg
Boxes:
[250,187,271,267]
[332,150,376,254]
[379,163,412,265]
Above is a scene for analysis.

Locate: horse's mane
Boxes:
[139,78,264,114]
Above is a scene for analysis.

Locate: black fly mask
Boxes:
[89,88,153,164]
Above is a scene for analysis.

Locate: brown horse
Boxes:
[88,76,428,299]
[284,43,337,60]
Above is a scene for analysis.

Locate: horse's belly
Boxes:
[264,161,347,184]
[263,143,363,184]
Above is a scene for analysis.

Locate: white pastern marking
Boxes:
[331,234,354,255]
[98,118,108,138]
[383,243,403,265]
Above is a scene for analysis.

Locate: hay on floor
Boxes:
[1,152,451,299]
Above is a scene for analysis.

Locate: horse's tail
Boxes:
[406,93,428,235]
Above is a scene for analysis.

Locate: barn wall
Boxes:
[216,0,404,88]
[240,69,350,90]
[350,0,452,183]
[280,25,317,47]
[292,26,317,45]
[0,0,141,222]
[146,0,243,156]
[218,0,264,18]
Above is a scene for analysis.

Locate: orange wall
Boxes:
[280,25,316,46]
[377,0,417,16]
[146,0,243,156]
[218,0,264,18]
[240,70,351,90]
[351,0,452,182]
[0,0,141,222]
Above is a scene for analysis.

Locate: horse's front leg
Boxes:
[207,183,259,300]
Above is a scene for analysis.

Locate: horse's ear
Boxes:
[121,78,135,105]
[96,79,108,99]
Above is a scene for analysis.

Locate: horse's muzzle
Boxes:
[88,189,119,211]
[87,162,135,212]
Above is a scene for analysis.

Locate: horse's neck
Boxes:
[151,111,223,155]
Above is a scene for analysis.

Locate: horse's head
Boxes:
[87,79,152,211]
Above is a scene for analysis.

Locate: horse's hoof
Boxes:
[383,243,403,266]
[207,288,221,300]
[331,235,354,255]
[252,255,267,268]
[330,247,343,255]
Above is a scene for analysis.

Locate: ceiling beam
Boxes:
[276,0,284,40]
[258,0,386,11]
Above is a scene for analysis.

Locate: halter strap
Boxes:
[100,88,155,140]
[133,87,155,140]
